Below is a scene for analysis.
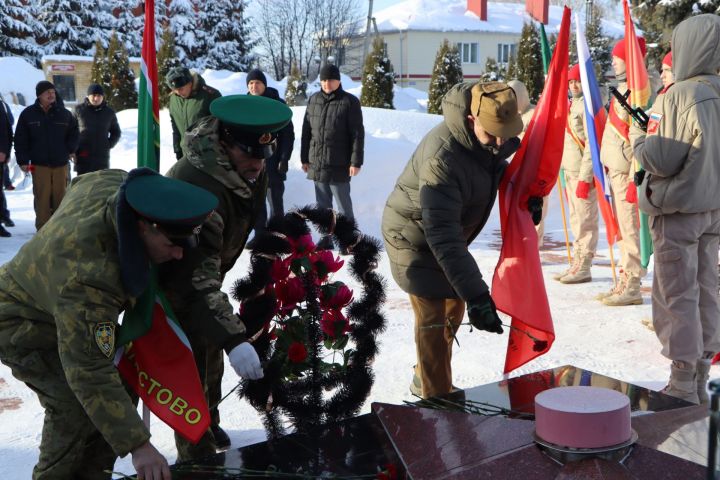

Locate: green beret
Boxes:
[125,173,218,238]
[210,94,292,134]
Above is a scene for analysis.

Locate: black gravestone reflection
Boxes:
[170,413,404,479]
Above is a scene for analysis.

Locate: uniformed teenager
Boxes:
[0,168,218,479]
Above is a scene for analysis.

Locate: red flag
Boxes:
[492,7,571,374]
[116,294,211,444]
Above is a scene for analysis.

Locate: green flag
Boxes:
[137,0,160,170]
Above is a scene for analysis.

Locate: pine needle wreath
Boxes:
[232,206,387,438]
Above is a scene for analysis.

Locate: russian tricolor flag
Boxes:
[575,15,620,246]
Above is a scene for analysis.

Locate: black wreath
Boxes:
[232,205,387,438]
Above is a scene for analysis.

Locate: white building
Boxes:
[343,0,624,92]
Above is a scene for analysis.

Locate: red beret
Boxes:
[612,37,647,62]
[662,51,672,68]
[568,64,581,82]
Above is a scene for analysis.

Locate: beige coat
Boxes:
[563,96,593,182]
[601,81,634,174]
[630,14,720,216]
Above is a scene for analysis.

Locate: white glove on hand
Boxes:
[228,342,264,380]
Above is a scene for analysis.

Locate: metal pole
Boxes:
[708,379,720,479]
[362,0,374,64]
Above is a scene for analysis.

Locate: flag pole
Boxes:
[556,179,572,264]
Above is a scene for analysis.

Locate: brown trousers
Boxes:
[410,294,465,398]
[608,169,646,278]
[32,164,68,230]
[650,210,720,363]
[564,171,599,257]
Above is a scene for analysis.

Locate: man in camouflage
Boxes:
[160,94,293,459]
[0,168,218,480]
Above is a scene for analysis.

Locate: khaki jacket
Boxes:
[381,82,519,300]
[0,170,150,456]
[631,14,720,216]
[563,96,593,182]
[600,81,635,174]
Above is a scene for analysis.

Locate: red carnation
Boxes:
[376,464,398,480]
[288,233,315,255]
[312,249,344,280]
[320,282,354,309]
[270,257,291,282]
[320,308,350,339]
[287,341,308,363]
[276,276,306,311]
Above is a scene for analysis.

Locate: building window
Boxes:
[497,43,517,64]
[52,75,76,102]
[336,46,346,66]
[456,42,479,64]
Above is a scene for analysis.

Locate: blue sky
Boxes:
[372,0,401,12]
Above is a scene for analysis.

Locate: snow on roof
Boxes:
[367,0,624,37]
[42,55,141,63]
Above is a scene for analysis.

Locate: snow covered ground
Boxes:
[0,66,694,479]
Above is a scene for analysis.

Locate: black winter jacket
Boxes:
[74,99,121,174]
[14,98,79,168]
[253,87,295,181]
[301,86,364,183]
[0,100,12,156]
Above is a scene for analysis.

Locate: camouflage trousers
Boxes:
[0,270,116,479]
[174,331,224,461]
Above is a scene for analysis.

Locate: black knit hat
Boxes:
[87,83,104,96]
[36,80,55,97]
[246,69,267,87]
[166,66,193,89]
[319,64,341,81]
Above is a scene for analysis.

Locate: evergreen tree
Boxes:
[506,54,517,81]
[107,32,138,111]
[360,37,395,109]
[427,39,463,115]
[91,39,112,94]
[481,57,505,82]
[199,0,255,71]
[167,0,200,67]
[515,22,544,103]
[157,26,181,108]
[285,63,307,106]
[37,0,85,55]
[585,5,612,87]
[0,0,45,65]
[77,0,113,52]
[115,1,143,57]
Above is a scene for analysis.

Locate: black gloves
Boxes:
[467,293,503,334]
[527,196,543,226]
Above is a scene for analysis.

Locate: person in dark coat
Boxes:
[14,80,79,230]
[73,83,121,175]
[0,97,14,237]
[246,69,295,232]
[301,64,364,224]
[382,82,537,399]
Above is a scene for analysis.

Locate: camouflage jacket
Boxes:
[0,169,150,456]
[161,116,266,350]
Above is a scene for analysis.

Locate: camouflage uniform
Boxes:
[0,170,150,479]
[160,116,266,460]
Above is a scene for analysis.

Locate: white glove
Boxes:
[228,342,264,380]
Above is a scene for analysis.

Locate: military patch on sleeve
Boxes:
[647,112,662,135]
[94,322,116,358]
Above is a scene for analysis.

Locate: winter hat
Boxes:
[662,51,673,68]
[166,66,193,89]
[246,69,267,87]
[470,81,524,139]
[35,80,55,97]
[87,83,104,96]
[612,37,647,62]
[568,64,581,82]
[319,64,341,81]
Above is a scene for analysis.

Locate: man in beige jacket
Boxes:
[554,65,598,284]
[630,14,720,404]
[598,38,648,306]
